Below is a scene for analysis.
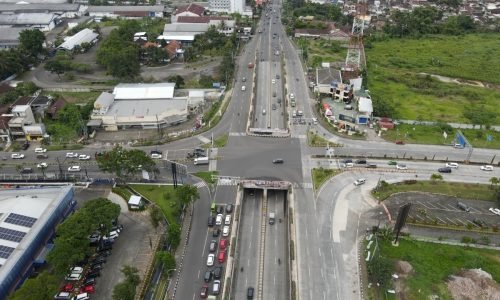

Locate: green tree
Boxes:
[367,255,393,288]
[19,29,45,57]
[430,173,443,182]
[156,251,176,271]
[150,205,163,229]
[167,223,181,249]
[167,75,185,88]
[97,145,157,179]
[175,184,200,206]
[0,49,28,80]
[10,271,59,300]
[45,60,67,78]
[489,177,499,189]
[463,105,496,129]
[112,265,141,300]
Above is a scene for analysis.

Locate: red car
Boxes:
[200,285,208,298]
[395,140,404,145]
[81,285,95,294]
[219,239,228,250]
[61,283,74,292]
[218,251,226,263]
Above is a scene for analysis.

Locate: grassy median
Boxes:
[312,168,341,191]
[129,184,180,225]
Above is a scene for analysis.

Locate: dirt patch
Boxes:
[447,269,500,300]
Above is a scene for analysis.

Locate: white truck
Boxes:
[194,157,209,165]
[269,212,275,225]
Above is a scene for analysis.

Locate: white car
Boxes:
[151,153,162,159]
[289,93,295,99]
[34,148,47,153]
[78,155,91,160]
[66,152,78,158]
[215,214,223,226]
[207,254,215,266]
[445,162,459,168]
[489,208,500,216]
[396,164,408,170]
[68,166,81,172]
[343,162,354,168]
[480,165,494,171]
[225,215,231,225]
[354,178,366,186]
[37,162,48,168]
[11,153,25,159]
[272,79,276,84]
[222,225,230,237]
[74,293,90,300]
[241,85,246,91]
[312,117,318,125]
[107,230,119,240]
[68,266,84,274]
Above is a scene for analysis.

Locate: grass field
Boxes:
[372,181,496,201]
[193,171,218,185]
[379,239,500,299]
[42,91,101,104]
[382,124,500,149]
[311,168,341,190]
[366,34,500,124]
[129,184,180,225]
[302,38,348,67]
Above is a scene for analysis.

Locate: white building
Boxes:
[88,5,165,21]
[89,83,190,131]
[0,13,59,32]
[57,28,99,51]
[0,3,85,18]
[0,27,24,50]
[208,0,249,14]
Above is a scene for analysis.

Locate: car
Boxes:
[209,240,217,252]
[224,215,231,225]
[277,97,282,104]
[65,273,82,281]
[215,214,223,226]
[289,93,295,99]
[21,142,30,150]
[36,153,48,159]
[207,254,215,266]
[272,79,276,84]
[68,266,84,274]
[272,158,284,164]
[355,159,367,164]
[208,216,215,227]
[242,77,246,82]
[344,105,353,110]
[108,230,119,239]
[216,205,223,214]
[111,225,123,233]
[37,162,48,168]
[218,251,226,263]
[91,264,103,272]
[88,233,100,243]
[489,208,500,216]
[222,225,230,237]
[312,117,318,125]
[480,165,494,171]
[226,204,233,213]
[20,167,33,174]
[68,166,81,172]
[213,266,223,279]
[366,163,377,169]
[78,155,91,160]
[396,164,408,170]
[276,74,280,79]
[343,162,354,168]
[438,167,452,173]
[54,292,72,300]
[342,159,353,164]
[11,153,24,159]
[151,153,162,159]
[453,143,464,149]
[241,85,246,91]
[445,162,459,168]
[66,152,78,158]
[212,228,220,237]
[457,202,471,212]
[80,285,95,294]
[472,218,488,228]
[200,285,209,298]
[219,239,228,250]
[60,283,74,292]
[83,278,96,286]
[395,140,405,145]
[354,178,366,186]
[73,293,90,300]
[212,280,221,295]
[388,160,397,165]
[92,256,106,264]
[34,147,47,153]
[272,104,277,110]
[86,270,101,278]
[247,287,255,299]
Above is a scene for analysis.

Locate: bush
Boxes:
[461,236,475,244]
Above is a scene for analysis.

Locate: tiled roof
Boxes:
[174,3,205,16]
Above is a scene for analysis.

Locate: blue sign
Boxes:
[487,135,493,142]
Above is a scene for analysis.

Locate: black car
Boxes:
[97,244,112,252]
[366,164,377,168]
[272,159,284,164]
[21,142,30,150]
[438,167,452,173]
[204,270,213,283]
[247,287,254,299]
[213,266,223,279]
[86,270,101,278]
[20,168,33,174]
[83,278,96,286]
[342,159,353,164]
[92,257,106,264]
[208,216,215,227]
[225,204,233,214]
[212,228,220,237]
[355,159,367,164]
[216,206,223,214]
[91,264,103,272]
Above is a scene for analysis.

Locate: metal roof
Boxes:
[163,23,209,33]
[105,99,187,117]
[358,97,373,114]
[0,13,57,25]
[0,27,24,43]
[88,5,165,12]
[113,83,176,100]
[158,34,195,41]
[58,28,99,51]
[94,92,114,109]
[0,3,80,12]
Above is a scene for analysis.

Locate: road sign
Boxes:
[443,131,448,139]
[487,134,493,142]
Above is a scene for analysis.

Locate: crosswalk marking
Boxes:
[291,134,306,139]
[197,135,211,143]
[194,181,207,188]
[229,132,246,136]
[217,179,239,186]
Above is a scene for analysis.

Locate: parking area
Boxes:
[385,192,500,229]
[73,186,156,299]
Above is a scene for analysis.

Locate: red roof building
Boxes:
[174,3,205,17]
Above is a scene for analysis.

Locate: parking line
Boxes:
[424,202,439,209]
[445,217,458,225]
[435,217,446,224]
[433,203,449,210]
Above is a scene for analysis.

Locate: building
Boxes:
[89,83,190,131]
[0,186,76,297]
[160,23,210,45]
[0,13,60,32]
[88,5,166,21]
[7,105,35,139]
[0,104,11,142]
[208,0,246,14]
[57,28,99,51]
[0,27,24,50]
[168,18,235,36]
[171,3,205,23]
[315,67,344,97]
[0,3,85,18]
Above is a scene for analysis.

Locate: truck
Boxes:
[194,157,209,165]
[248,62,254,69]
[269,212,275,225]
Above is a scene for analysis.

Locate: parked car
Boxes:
[395,140,405,145]
[207,254,215,266]
[83,278,96,286]
[212,280,221,295]
[60,283,74,292]
[216,205,223,214]
[204,270,213,283]
[489,208,500,216]
[219,239,228,250]
[222,225,230,237]
[66,152,78,158]
[209,240,217,252]
[200,285,209,298]
[438,167,452,173]
[92,256,106,265]
[215,214,223,226]
[224,215,231,225]
[65,273,82,281]
[212,228,220,237]
[34,147,47,153]
[480,165,494,171]
[73,293,90,300]
[213,266,223,279]
[78,155,91,160]
[80,285,95,294]
[20,167,33,174]
[218,251,226,263]
[68,166,81,172]
[54,292,72,300]
[68,266,84,274]
[226,204,233,214]
[11,153,25,159]
[208,216,215,227]
[86,270,101,279]
[151,153,163,159]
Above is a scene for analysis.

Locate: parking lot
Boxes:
[73,186,157,299]
[385,192,500,230]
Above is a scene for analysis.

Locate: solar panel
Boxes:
[0,227,26,243]
[0,245,15,259]
[5,213,37,228]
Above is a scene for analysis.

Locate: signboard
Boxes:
[338,114,356,124]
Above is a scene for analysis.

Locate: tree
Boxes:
[150,205,163,229]
[430,173,443,183]
[176,184,200,206]
[167,75,185,88]
[489,177,499,189]
[367,255,393,288]
[19,29,45,57]
[463,105,496,129]
[113,266,141,300]
[97,146,157,179]
[10,271,59,300]
[167,223,181,249]
[156,251,176,271]
[45,60,67,78]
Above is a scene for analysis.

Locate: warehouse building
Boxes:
[0,186,75,297]
[57,28,99,51]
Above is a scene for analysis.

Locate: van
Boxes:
[269,212,275,225]
[457,202,471,212]
[194,157,209,165]
[247,287,255,299]
[262,109,266,115]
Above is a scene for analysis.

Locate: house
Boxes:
[88,5,166,21]
[0,13,60,32]
[89,83,190,131]
[173,16,235,36]
[208,0,248,14]
[57,28,99,52]
[160,23,211,45]
[7,105,36,139]
[171,3,205,22]
[164,40,184,60]
[47,98,67,120]
[315,67,343,97]
[134,32,148,44]
[0,104,11,142]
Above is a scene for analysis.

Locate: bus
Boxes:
[211,202,216,213]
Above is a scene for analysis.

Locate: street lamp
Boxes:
[166,268,177,296]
